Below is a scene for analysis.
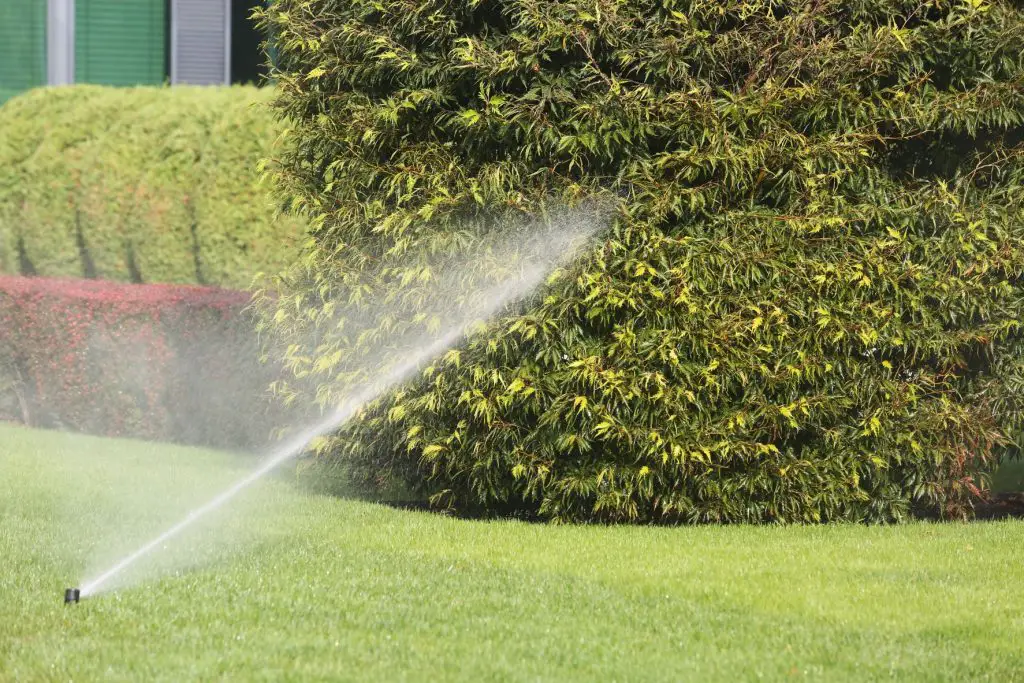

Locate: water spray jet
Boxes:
[67,211,603,599]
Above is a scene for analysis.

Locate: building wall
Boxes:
[0,1,47,104]
[76,0,166,86]
[0,0,268,106]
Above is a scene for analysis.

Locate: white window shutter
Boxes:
[171,0,231,85]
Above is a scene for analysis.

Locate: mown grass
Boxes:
[1,423,1022,682]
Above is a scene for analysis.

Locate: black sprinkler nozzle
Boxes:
[64,588,80,604]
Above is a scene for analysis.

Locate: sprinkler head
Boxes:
[64,588,80,604]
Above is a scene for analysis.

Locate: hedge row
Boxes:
[259,0,1024,523]
[0,85,304,289]
[0,275,282,449]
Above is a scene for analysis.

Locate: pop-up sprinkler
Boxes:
[64,588,80,604]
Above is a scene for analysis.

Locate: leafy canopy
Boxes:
[257,0,1024,522]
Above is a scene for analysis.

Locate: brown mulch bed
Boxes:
[975,492,1024,520]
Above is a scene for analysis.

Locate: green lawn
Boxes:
[1,424,1022,682]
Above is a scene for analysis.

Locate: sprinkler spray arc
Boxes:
[67,217,601,602]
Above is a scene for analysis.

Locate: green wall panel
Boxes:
[76,0,166,86]
[0,1,46,105]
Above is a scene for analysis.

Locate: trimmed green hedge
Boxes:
[0,85,303,288]
[259,0,1024,523]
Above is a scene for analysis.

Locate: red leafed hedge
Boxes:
[0,276,281,449]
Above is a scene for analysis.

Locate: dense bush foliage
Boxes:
[0,276,281,449]
[259,0,1024,522]
[0,85,304,289]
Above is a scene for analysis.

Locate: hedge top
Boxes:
[0,85,304,289]
[0,274,251,308]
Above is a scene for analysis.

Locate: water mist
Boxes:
[68,207,604,601]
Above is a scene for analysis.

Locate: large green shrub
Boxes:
[258,0,1024,522]
[0,85,304,288]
